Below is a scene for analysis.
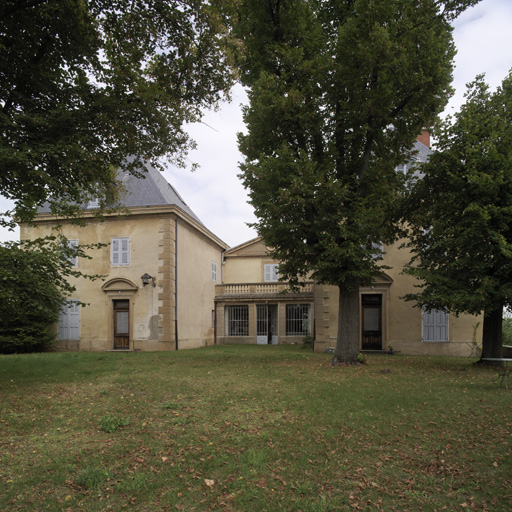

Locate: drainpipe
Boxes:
[175,218,179,350]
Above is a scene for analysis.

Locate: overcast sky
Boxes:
[2,0,511,247]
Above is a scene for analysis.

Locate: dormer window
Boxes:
[88,197,100,209]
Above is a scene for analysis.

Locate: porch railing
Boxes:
[216,282,314,296]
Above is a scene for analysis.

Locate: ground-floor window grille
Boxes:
[225,305,249,336]
[257,305,268,336]
[286,304,310,336]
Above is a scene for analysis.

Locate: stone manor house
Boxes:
[22,134,482,355]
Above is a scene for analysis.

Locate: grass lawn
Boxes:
[0,345,511,511]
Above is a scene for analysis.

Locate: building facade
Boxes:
[21,165,228,351]
[22,135,482,356]
[214,237,482,356]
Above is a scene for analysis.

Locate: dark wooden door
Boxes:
[113,300,129,349]
[361,294,382,350]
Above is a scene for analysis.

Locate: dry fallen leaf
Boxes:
[204,479,215,488]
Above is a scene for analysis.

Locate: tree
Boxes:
[1,0,233,225]
[403,73,512,361]
[0,236,101,353]
[235,0,478,363]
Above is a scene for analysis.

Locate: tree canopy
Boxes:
[0,0,233,225]
[235,0,478,363]
[403,72,512,359]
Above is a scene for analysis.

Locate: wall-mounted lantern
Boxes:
[141,273,155,287]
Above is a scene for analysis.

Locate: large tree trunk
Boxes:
[331,280,360,365]
[480,306,503,363]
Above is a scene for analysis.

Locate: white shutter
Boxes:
[212,262,217,281]
[58,305,69,340]
[120,238,130,265]
[69,240,78,267]
[58,300,80,340]
[111,239,120,265]
[264,264,279,282]
[111,238,130,266]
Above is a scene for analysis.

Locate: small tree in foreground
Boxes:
[235,0,477,363]
[0,238,101,353]
[403,73,512,362]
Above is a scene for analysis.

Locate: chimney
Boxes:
[417,130,430,148]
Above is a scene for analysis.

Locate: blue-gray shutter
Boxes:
[423,309,449,342]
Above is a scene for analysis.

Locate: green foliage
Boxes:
[403,72,512,357]
[357,353,368,365]
[0,0,232,227]
[235,0,475,362]
[98,414,130,433]
[301,335,314,350]
[75,466,112,490]
[0,236,103,354]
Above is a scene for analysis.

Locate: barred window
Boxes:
[286,304,310,336]
[225,306,249,336]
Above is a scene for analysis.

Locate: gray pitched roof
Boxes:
[38,163,203,225]
[117,165,202,224]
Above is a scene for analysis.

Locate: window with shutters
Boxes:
[422,309,449,342]
[111,237,130,266]
[212,261,217,282]
[264,264,279,282]
[68,239,78,268]
[58,300,80,340]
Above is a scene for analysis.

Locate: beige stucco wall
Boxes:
[22,213,170,351]
[222,256,279,284]
[313,240,483,356]
[22,207,226,352]
[176,220,223,349]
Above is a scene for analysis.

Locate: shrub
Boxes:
[302,335,314,350]
[98,414,130,433]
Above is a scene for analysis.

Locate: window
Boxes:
[423,309,449,342]
[111,237,130,266]
[264,264,279,282]
[67,239,78,268]
[286,304,311,336]
[58,300,80,340]
[225,306,249,336]
[212,261,217,282]
[370,241,383,260]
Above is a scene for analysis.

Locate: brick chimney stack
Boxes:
[417,130,430,148]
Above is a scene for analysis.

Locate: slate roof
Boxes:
[116,165,203,224]
[38,162,203,225]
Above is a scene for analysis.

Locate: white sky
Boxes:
[1,0,511,248]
